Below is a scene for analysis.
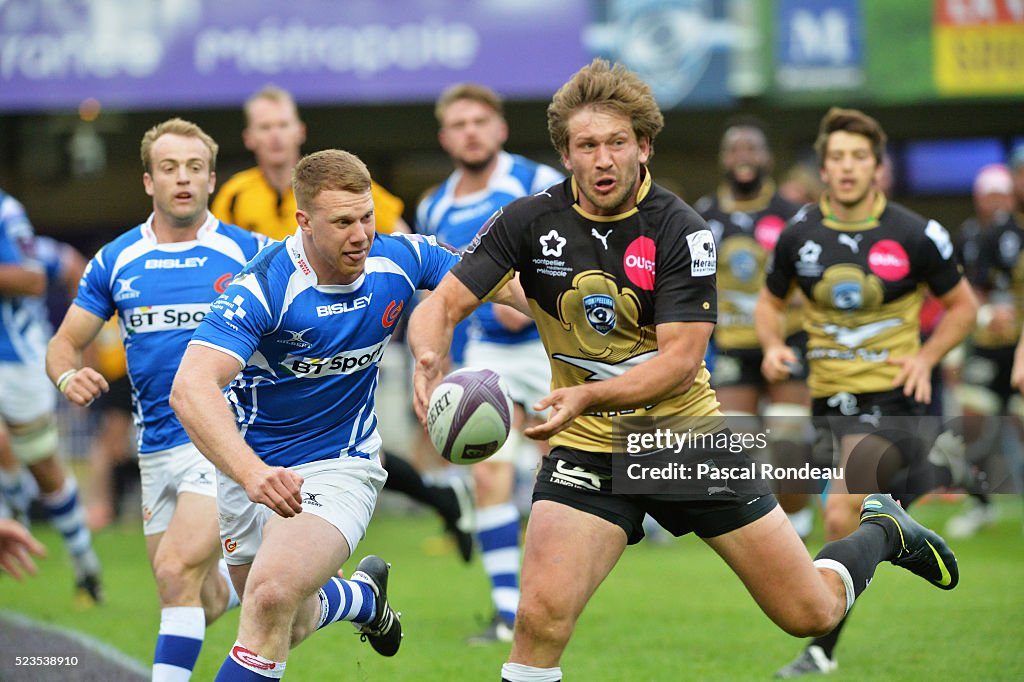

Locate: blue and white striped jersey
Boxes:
[190,230,458,468]
[0,190,48,363]
[416,151,562,351]
[73,213,266,455]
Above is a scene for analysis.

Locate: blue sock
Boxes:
[40,477,99,575]
[0,466,36,521]
[153,607,204,681]
[477,503,520,623]
[316,576,375,629]
[215,642,285,680]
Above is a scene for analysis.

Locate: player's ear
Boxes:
[296,209,312,233]
[638,136,652,165]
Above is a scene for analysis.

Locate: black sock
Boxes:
[815,522,891,601]
[810,607,852,659]
[381,452,456,519]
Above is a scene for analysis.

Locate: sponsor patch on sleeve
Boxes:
[686,229,717,277]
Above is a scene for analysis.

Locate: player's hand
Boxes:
[761,345,797,383]
[244,465,304,518]
[889,354,933,404]
[524,386,594,441]
[413,351,444,426]
[60,367,108,407]
[0,519,46,581]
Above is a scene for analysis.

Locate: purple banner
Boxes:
[0,0,593,111]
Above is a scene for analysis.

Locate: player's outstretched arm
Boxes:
[524,320,713,441]
[46,304,109,406]
[408,272,484,423]
[171,344,303,517]
[890,279,978,404]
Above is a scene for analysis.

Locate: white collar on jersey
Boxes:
[444,150,513,205]
[285,227,367,294]
[141,211,219,250]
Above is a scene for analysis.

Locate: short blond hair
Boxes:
[292,150,371,211]
[140,118,218,173]
[434,83,503,126]
[244,84,300,126]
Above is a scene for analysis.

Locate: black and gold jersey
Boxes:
[765,194,961,398]
[694,181,802,349]
[451,170,720,453]
[972,213,1024,348]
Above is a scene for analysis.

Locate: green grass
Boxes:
[3,497,1023,680]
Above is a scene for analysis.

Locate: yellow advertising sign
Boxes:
[934,0,1024,95]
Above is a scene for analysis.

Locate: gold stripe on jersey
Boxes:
[569,172,652,222]
[716,180,777,214]
[804,273,925,397]
[530,268,720,452]
[820,193,887,232]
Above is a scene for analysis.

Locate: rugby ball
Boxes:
[427,368,513,465]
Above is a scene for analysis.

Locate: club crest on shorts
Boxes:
[583,294,616,335]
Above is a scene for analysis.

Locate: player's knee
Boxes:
[153,553,209,602]
[515,597,574,647]
[9,417,58,465]
[778,598,835,638]
[243,576,301,619]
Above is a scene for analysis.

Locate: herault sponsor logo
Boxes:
[284,338,389,378]
[316,294,372,317]
[123,303,209,333]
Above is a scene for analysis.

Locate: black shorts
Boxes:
[532,447,777,545]
[713,332,809,389]
[961,345,1015,409]
[812,388,924,439]
[94,375,133,415]
[812,389,932,490]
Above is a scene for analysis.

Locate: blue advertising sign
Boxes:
[775,0,864,91]
[0,0,592,111]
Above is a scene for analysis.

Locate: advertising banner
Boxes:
[934,0,1024,96]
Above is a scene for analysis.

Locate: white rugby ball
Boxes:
[427,368,513,465]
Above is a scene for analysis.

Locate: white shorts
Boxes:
[140,442,217,536]
[464,338,551,417]
[0,360,56,424]
[218,456,387,566]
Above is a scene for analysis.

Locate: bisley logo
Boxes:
[316,294,373,317]
[144,256,208,269]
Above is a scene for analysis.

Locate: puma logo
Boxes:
[591,227,612,250]
[838,233,863,253]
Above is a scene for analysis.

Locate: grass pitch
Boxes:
[2,496,1022,681]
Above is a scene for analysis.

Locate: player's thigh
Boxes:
[703,505,834,627]
[156,491,221,569]
[519,500,627,622]
[249,511,351,601]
